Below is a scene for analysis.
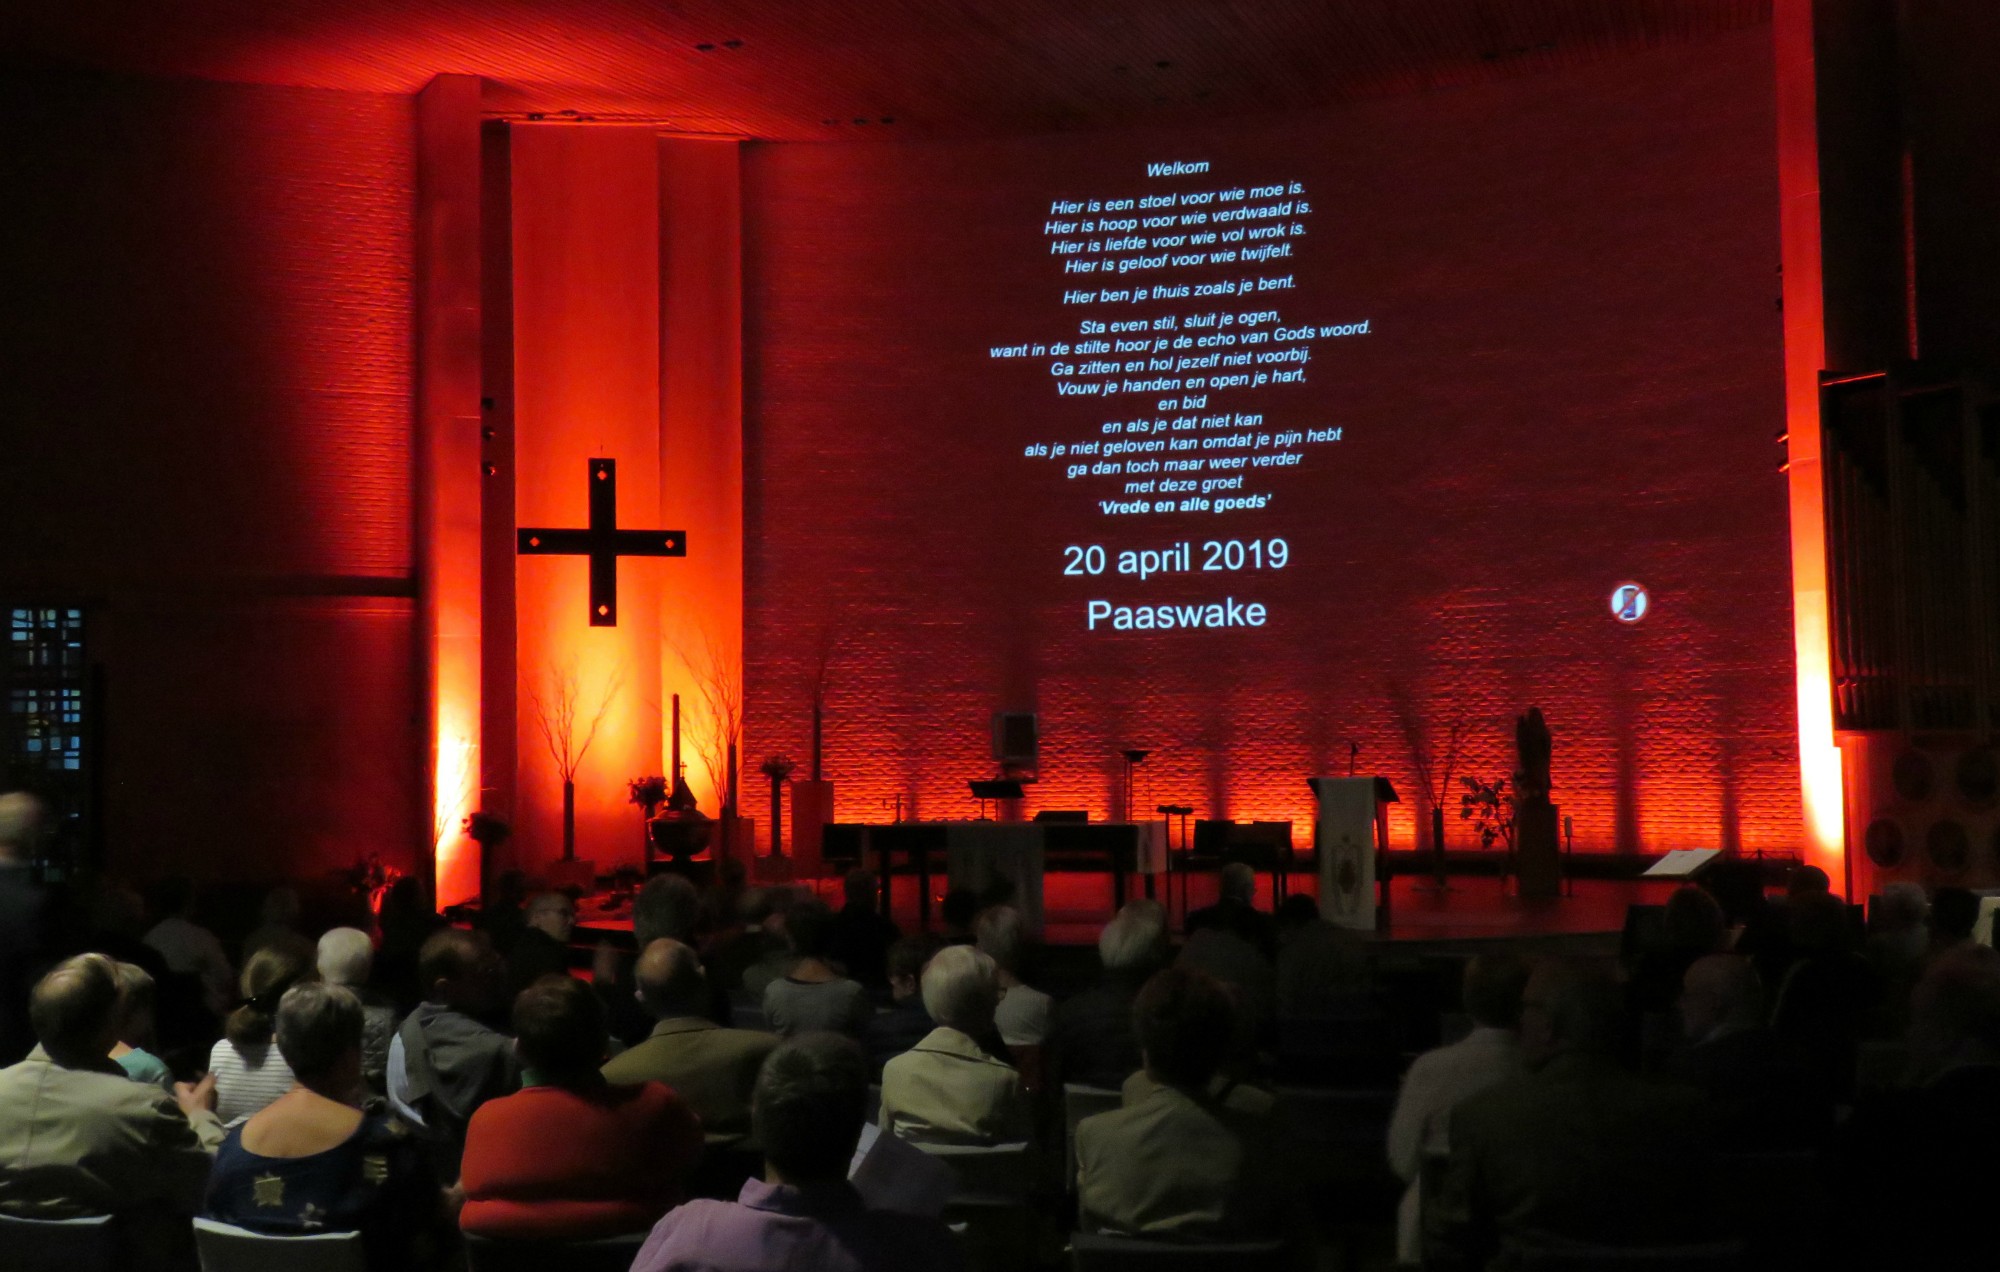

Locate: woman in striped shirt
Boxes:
[209,942,314,1124]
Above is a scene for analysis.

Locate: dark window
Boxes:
[5,606,92,875]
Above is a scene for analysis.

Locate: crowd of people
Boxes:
[4,786,2000,1270]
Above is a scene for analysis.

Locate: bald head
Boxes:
[636,938,708,1018]
[32,953,122,1065]
[0,791,44,862]
[1680,954,1764,1042]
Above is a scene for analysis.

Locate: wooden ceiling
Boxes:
[6,0,1771,140]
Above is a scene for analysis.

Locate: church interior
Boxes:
[3,1,2000,1269]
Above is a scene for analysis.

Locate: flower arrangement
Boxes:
[1458,775,1516,851]
[628,775,669,812]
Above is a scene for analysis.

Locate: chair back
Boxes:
[0,1212,117,1272]
[1070,1232,1287,1271]
[1063,1083,1123,1193]
[915,1141,1038,1272]
[462,1230,650,1272]
[913,1139,1037,1204]
[1511,1240,1746,1270]
[192,1218,366,1272]
[1273,1084,1400,1202]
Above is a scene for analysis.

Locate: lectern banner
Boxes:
[1315,777,1378,931]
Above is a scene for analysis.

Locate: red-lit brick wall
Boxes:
[0,67,419,881]
[742,28,1804,855]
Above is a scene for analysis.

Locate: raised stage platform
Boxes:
[573,867,1686,959]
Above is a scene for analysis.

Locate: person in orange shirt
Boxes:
[459,975,703,1242]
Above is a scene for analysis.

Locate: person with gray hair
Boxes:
[1426,960,1720,1268]
[506,890,577,991]
[0,953,223,1263]
[1055,899,1172,1088]
[879,944,1028,1145]
[977,904,1054,1047]
[1385,953,1529,1263]
[1664,954,1827,1150]
[203,983,439,1266]
[1185,861,1278,960]
[630,1033,963,1272]
[603,938,779,1148]
[318,926,397,1093]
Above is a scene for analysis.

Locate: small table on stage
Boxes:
[844,820,1147,933]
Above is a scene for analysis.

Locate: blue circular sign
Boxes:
[1610,582,1649,623]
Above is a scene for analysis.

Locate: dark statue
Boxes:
[1514,706,1552,803]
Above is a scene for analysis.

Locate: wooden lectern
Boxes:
[1309,776,1398,932]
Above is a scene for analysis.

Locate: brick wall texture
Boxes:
[0,68,419,880]
[741,28,1805,855]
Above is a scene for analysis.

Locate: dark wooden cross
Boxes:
[517,458,685,627]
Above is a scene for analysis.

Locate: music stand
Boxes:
[969,779,1025,821]
[1120,749,1150,823]
[1156,804,1193,915]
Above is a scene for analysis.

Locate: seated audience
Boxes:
[1055,899,1170,1088]
[739,888,803,1004]
[1664,953,1829,1148]
[388,928,520,1180]
[697,857,750,942]
[505,890,577,991]
[1076,966,1282,1240]
[241,884,308,965]
[210,943,314,1123]
[1865,881,1931,1034]
[476,870,530,955]
[977,904,1053,1048]
[79,879,170,980]
[762,899,873,1038]
[603,938,780,1147]
[864,936,937,1077]
[1386,952,1529,1265]
[1773,890,1880,1097]
[144,874,237,1019]
[938,888,981,946]
[827,868,899,991]
[1832,945,2000,1271]
[1186,862,1278,960]
[461,975,701,1241]
[1928,886,1979,961]
[631,1032,963,1272]
[1177,917,1276,1066]
[706,885,779,998]
[318,925,399,1094]
[0,954,223,1270]
[374,875,447,1012]
[596,872,711,1045]
[1274,893,1371,1019]
[1627,884,1729,1016]
[1426,960,1719,1269]
[0,792,51,1065]
[204,983,438,1268]
[111,960,175,1091]
[879,944,1028,1144]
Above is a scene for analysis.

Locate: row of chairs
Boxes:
[2,1211,653,1272]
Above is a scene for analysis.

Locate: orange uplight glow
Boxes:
[432,724,479,906]
[1774,0,1847,883]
